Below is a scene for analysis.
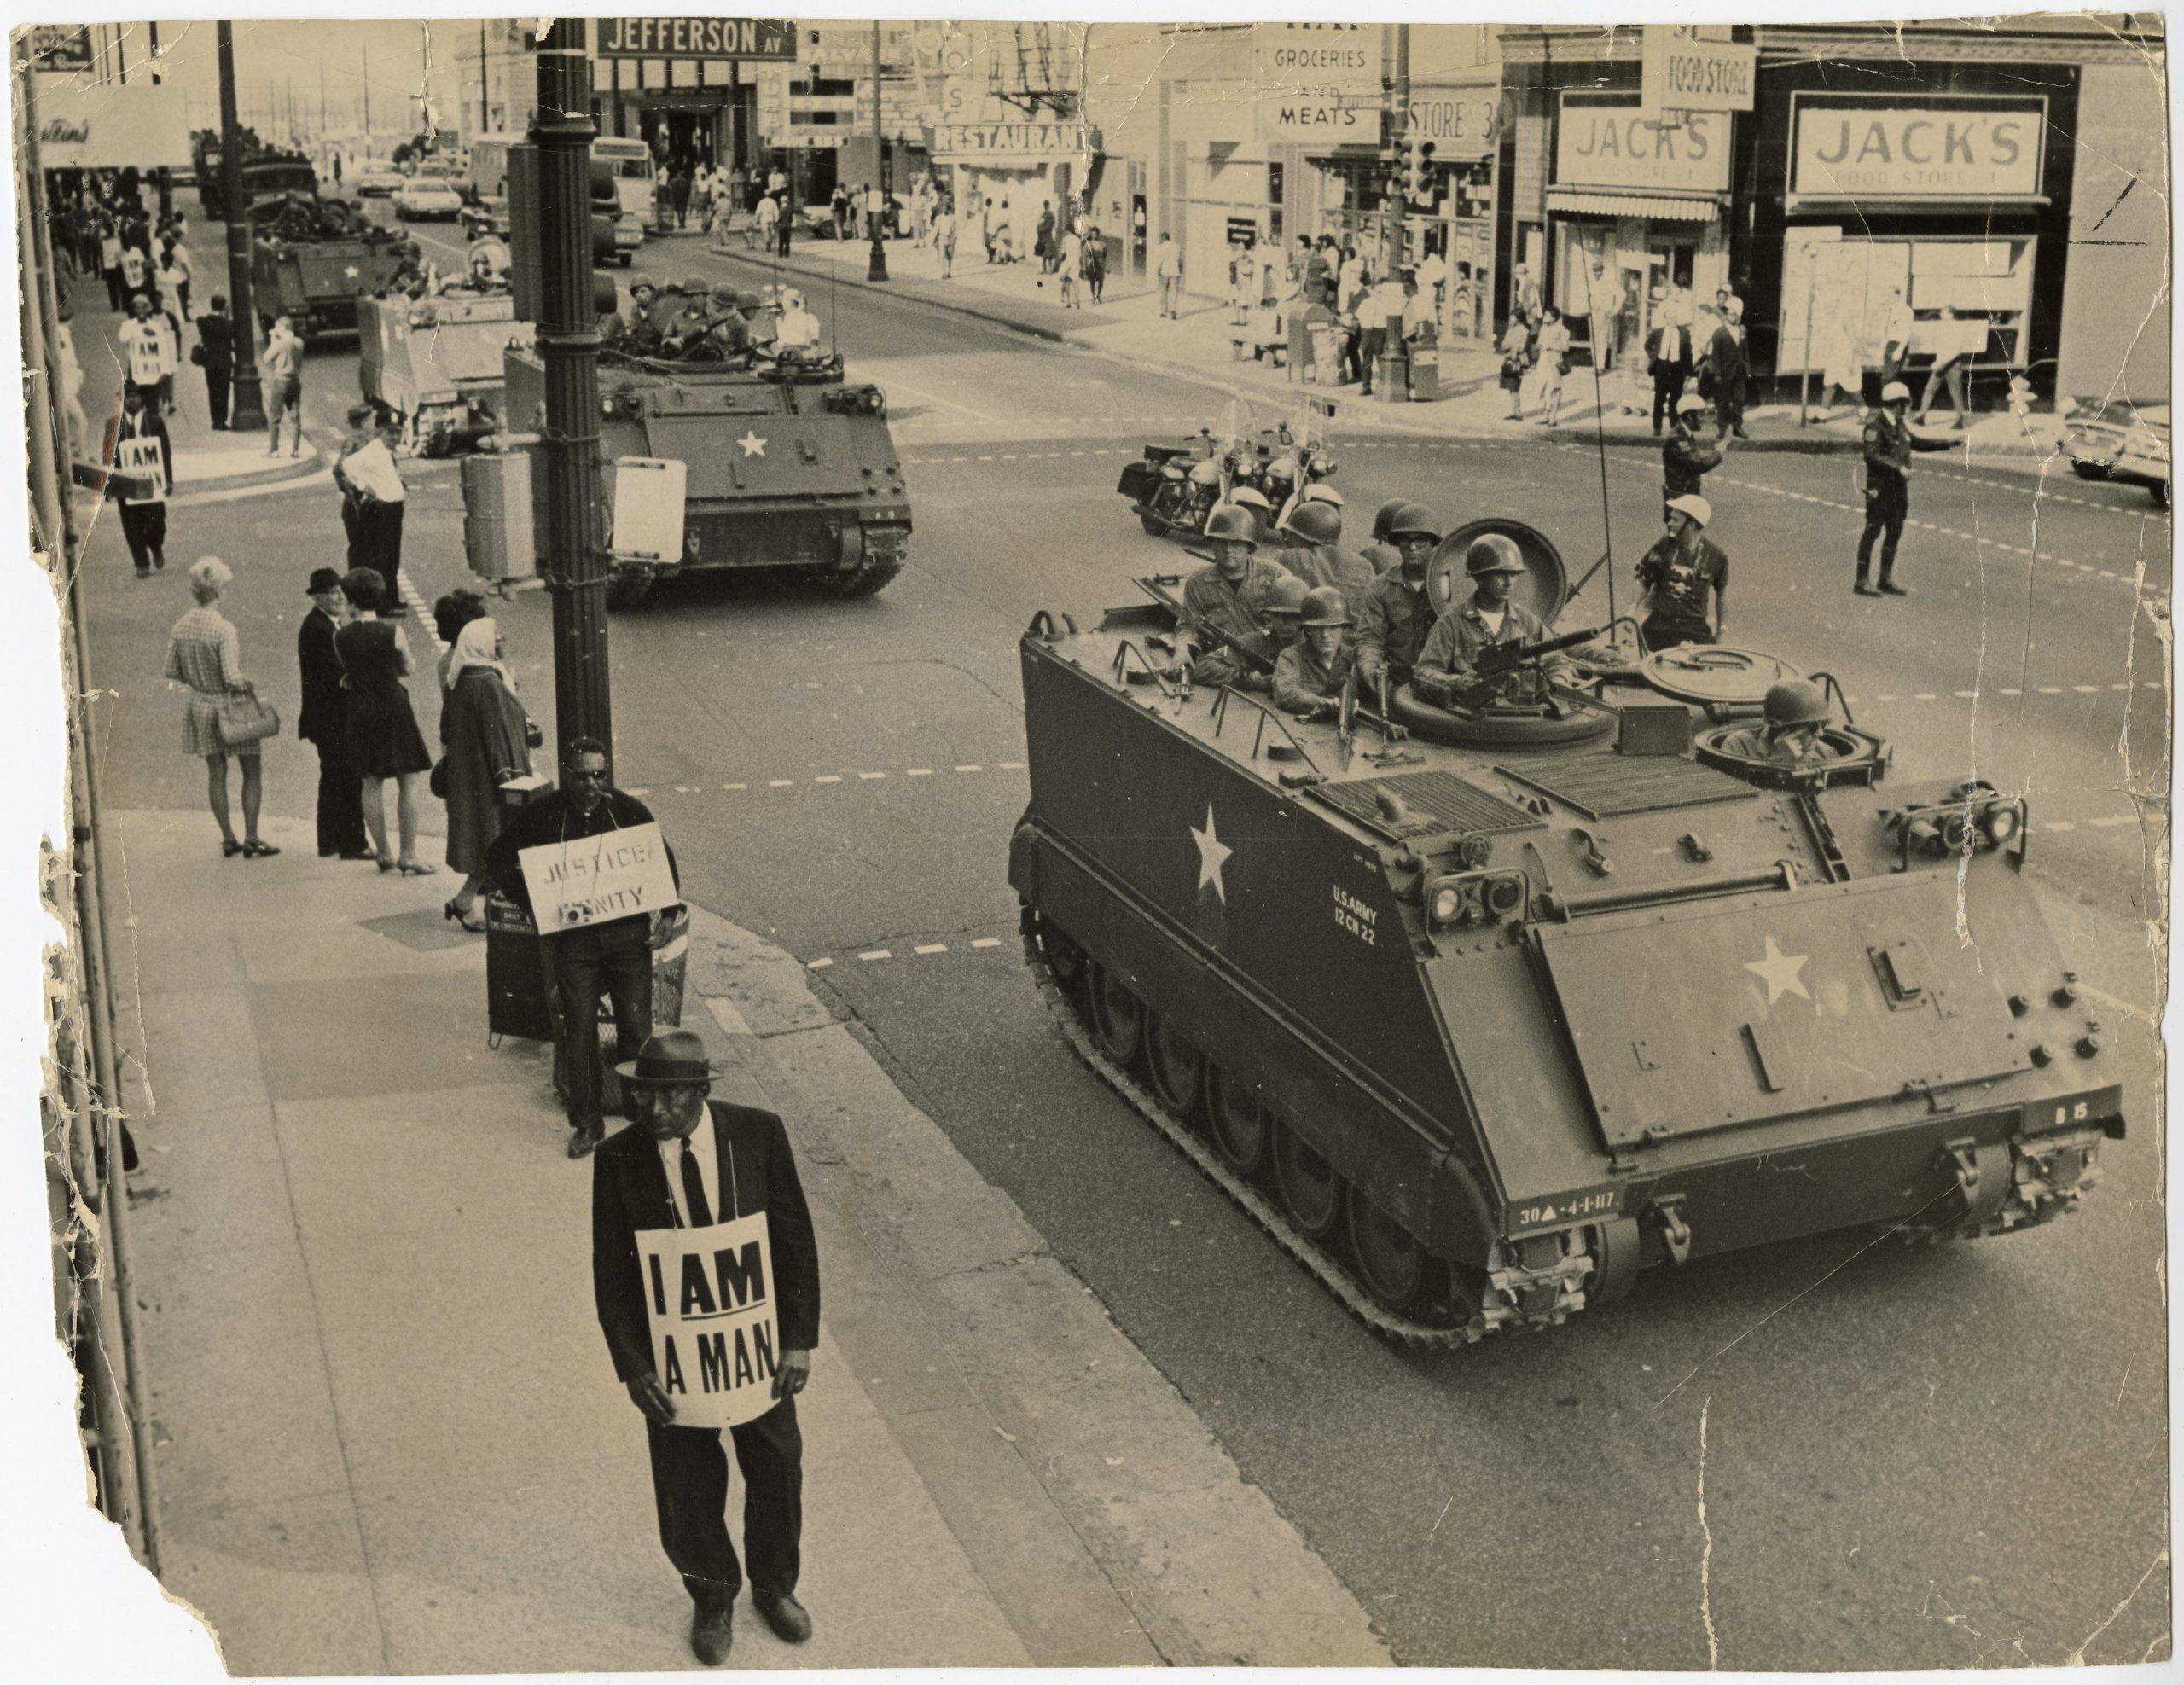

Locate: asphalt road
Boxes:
[83,214,2172,1669]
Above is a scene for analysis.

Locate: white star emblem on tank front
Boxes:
[1191,805,1233,904]
[738,431,768,457]
[1743,936,1811,1006]
[344,264,360,280]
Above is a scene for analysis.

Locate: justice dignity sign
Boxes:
[517,822,678,933]
[638,1212,784,1429]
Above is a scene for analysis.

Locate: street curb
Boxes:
[710,241,1072,345]
[703,244,2075,461]
[677,904,1395,1667]
[171,450,326,498]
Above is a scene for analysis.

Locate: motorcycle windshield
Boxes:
[1208,397,1257,456]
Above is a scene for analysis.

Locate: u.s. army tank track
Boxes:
[1022,923,1512,1350]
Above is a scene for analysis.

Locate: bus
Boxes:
[590,137,658,229]
[465,131,649,259]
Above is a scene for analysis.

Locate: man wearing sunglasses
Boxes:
[486,737,680,1157]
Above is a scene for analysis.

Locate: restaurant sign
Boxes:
[932,121,1089,161]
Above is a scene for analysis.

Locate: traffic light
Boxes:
[1404,134,1438,206]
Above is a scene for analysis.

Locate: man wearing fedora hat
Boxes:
[592,1028,821,1666]
[296,567,372,858]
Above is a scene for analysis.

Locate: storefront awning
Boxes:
[1546,189,1723,222]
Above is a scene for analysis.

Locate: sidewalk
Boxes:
[108,803,1390,1673]
[705,232,2068,460]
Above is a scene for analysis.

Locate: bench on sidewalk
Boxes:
[1228,329,1287,367]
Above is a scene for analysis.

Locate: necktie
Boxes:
[679,1140,712,1229]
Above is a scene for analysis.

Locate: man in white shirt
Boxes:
[1879,286,1916,383]
[1359,274,1408,396]
[260,315,306,456]
[774,292,821,352]
[118,294,167,398]
[334,403,410,613]
[863,183,886,241]
[1154,234,1183,318]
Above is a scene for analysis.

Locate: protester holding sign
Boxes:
[590,1027,819,1667]
[104,384,172,577]
[485,739,681,1158]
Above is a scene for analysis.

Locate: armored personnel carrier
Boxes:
[500,338,909,607]
[359,291,532,456]
[1008,522,2121,1345]
[249,194,405,340]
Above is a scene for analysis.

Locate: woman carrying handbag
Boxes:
[163,555,279,857]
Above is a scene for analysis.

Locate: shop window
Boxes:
[1780,234,2036,373]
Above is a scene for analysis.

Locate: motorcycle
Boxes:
[1118,400,1338,544]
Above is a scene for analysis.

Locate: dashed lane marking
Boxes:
[1562,443,2166,602]
[630,764,1027,793]
[806,936,1014,967]
[858,949,892,962]
[1926,464,2175,519]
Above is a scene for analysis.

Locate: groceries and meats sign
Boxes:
[1254,22,1378,141]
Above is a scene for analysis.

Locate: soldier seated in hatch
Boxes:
[1413,534,1574,707]
[1716,681,1833,767]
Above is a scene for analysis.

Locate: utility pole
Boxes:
[532,20,614,766]
[217,23,266,431]
[148,20,173,217]
[1380,23,1409,283]
[865,19,888,282]
[113,20,127,84]
[479,16,491,136]
[362,45,370,142]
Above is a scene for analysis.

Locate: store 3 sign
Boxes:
[1792,106,2043,199]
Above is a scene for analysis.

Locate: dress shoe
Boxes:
[689,1603,734,1666]
[1878,578,1911,596]
[1853,581,1882,597]
[338,847,378,861]
[752,1591,813,1644]
[567,1124,604,1160]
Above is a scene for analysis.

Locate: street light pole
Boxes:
[866,19,887,282]
[532,19,614,768]
[217,22,266,432]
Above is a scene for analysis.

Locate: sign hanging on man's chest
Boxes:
[518,820,677,933]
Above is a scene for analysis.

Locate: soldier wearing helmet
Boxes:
[1353,502,1444,696]
[1260,573,1310,664]
[1718,680,1831,767]
[1413,532,1574,706]
[1856,378,1947,596]
[1273,586,1355,718]
[1359,497,1408,573]
[1635,493,1729,654]
[1177,504,1295,689]
[659,276,717,349]
[1663,391,1722,517]
[1273,499,1373,614]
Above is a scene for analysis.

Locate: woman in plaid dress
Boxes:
[164,556,277,858]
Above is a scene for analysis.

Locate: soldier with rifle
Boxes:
[1413,534,1583,709]
[1173,505,1295,689]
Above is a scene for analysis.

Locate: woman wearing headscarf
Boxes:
[165,555,279,857]
[437,617,533,930]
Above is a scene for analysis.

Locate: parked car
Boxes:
[394,171,466,222]
[353,163,408,199]
[2066,401,2172,509]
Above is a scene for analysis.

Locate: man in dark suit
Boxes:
[196,295,235,430]
[297,567,372,858]
[592,1029,820,1667]
[1646,312,1698,436]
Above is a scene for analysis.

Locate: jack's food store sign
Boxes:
[594,17,796,60]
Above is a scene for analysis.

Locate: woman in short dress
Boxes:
[164,555,277,857]
[335,567,434,874]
